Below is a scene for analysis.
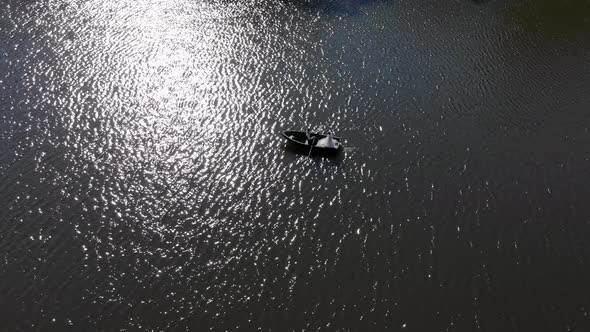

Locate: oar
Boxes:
[308,137,315,157]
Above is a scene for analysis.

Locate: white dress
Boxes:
[315,134,339,148]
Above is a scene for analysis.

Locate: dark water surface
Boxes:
[1,0,590,330]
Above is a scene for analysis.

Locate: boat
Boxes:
[281,130,342,155]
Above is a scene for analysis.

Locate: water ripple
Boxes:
[1,0,590,330]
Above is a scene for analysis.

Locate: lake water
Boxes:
[1,0,590,330]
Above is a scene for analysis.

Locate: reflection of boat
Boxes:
[281,130,342,155]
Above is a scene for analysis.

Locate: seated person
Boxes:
[305,128,314,145]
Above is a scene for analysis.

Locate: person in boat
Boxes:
[315,131,338,149]
[305,128,315,146]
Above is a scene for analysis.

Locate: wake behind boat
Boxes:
[281,130,342,155]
